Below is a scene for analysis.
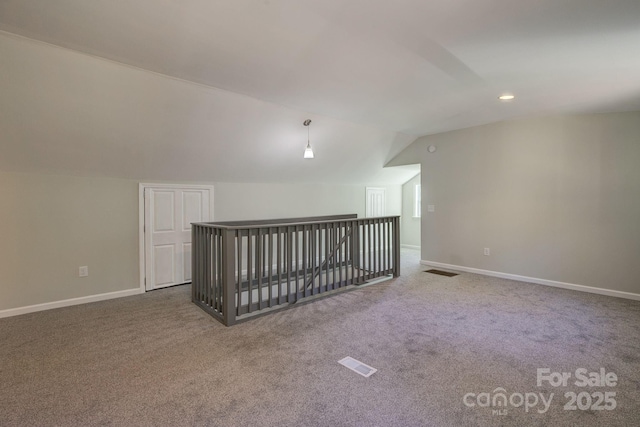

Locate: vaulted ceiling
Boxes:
[1,0,639,184]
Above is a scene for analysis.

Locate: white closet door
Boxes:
[366,187,386,217]
[144,187,210,290]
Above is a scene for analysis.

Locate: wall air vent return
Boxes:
[338,357,377,378]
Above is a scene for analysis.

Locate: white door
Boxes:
[144,186,212,290]
[366,187,386,217]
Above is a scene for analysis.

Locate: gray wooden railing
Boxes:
[192,214,400,326]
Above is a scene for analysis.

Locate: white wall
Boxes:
[214,182,401,221]
[390,111,640,295]
[0,171,401,313]
[401,174,421,248]
[0,171,140,312]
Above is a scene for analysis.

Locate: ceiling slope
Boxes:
[0,32,417,184]
[1,0,639,183]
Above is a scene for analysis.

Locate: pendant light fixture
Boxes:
[303,119,314,159]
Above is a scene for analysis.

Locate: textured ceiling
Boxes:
[1,0,639,183]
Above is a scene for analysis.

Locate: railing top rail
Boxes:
[192,214,399,230]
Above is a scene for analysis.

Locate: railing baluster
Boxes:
[310,224,316,295]
[285,226,292,302]
[378,221,383,275]
[277,227,283,304]
[318,224,323,292]
[370,220,374,278]
[367,219,376,279]
[385,219,388,273]
[267,228,273,307]
[338,222,343,287]
[213,230,218,311]
[324,223,328,291]
[222,230,227,312]
[371,219,376,278]
[206,228,211,307]
[383,220,387,273]
[236,231,242,315]
[295,226,301,301]
[366,220,370,280]
[257,228,263,310]
[358,222,362,282]
[263,232,267,282]
[366,220,370,279]
[302,226,308,298]
[352,221,356,279]
[372,219,376,277]
[196,226,201,301]
[323,224,329,291]
[247,229,253,313]
[209,228,212,304]
[191,225,198,303]
[387,221,393,271]
[217,229,221,308]
[376,219,381,277]
[200,226,204,302]
[332,223,337,288]
[359,222,364,284]
[352,222,358,284]
[213,229,219,313]
[315,224,320,292]
[200,226,205,302]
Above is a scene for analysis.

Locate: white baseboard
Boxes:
[420,260,640,301]
[401,244,420,250]
[0,288,145,319]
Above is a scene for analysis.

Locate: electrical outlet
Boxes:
[79,266,89,277]
[427,205,435,212]
[483,248,490,256]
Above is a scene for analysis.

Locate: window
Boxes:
[414,184,421,217]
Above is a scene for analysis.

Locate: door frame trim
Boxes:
[138,183,215,292]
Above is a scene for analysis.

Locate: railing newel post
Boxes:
[393,216,400,277]
[222,228,237,326]
[192,224,197,303]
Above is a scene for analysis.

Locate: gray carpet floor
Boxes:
[1,249,639,426]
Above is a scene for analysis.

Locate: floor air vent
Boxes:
[338,357,377,378]
[424,269,458,277]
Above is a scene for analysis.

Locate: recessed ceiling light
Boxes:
[498,94,515,101]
